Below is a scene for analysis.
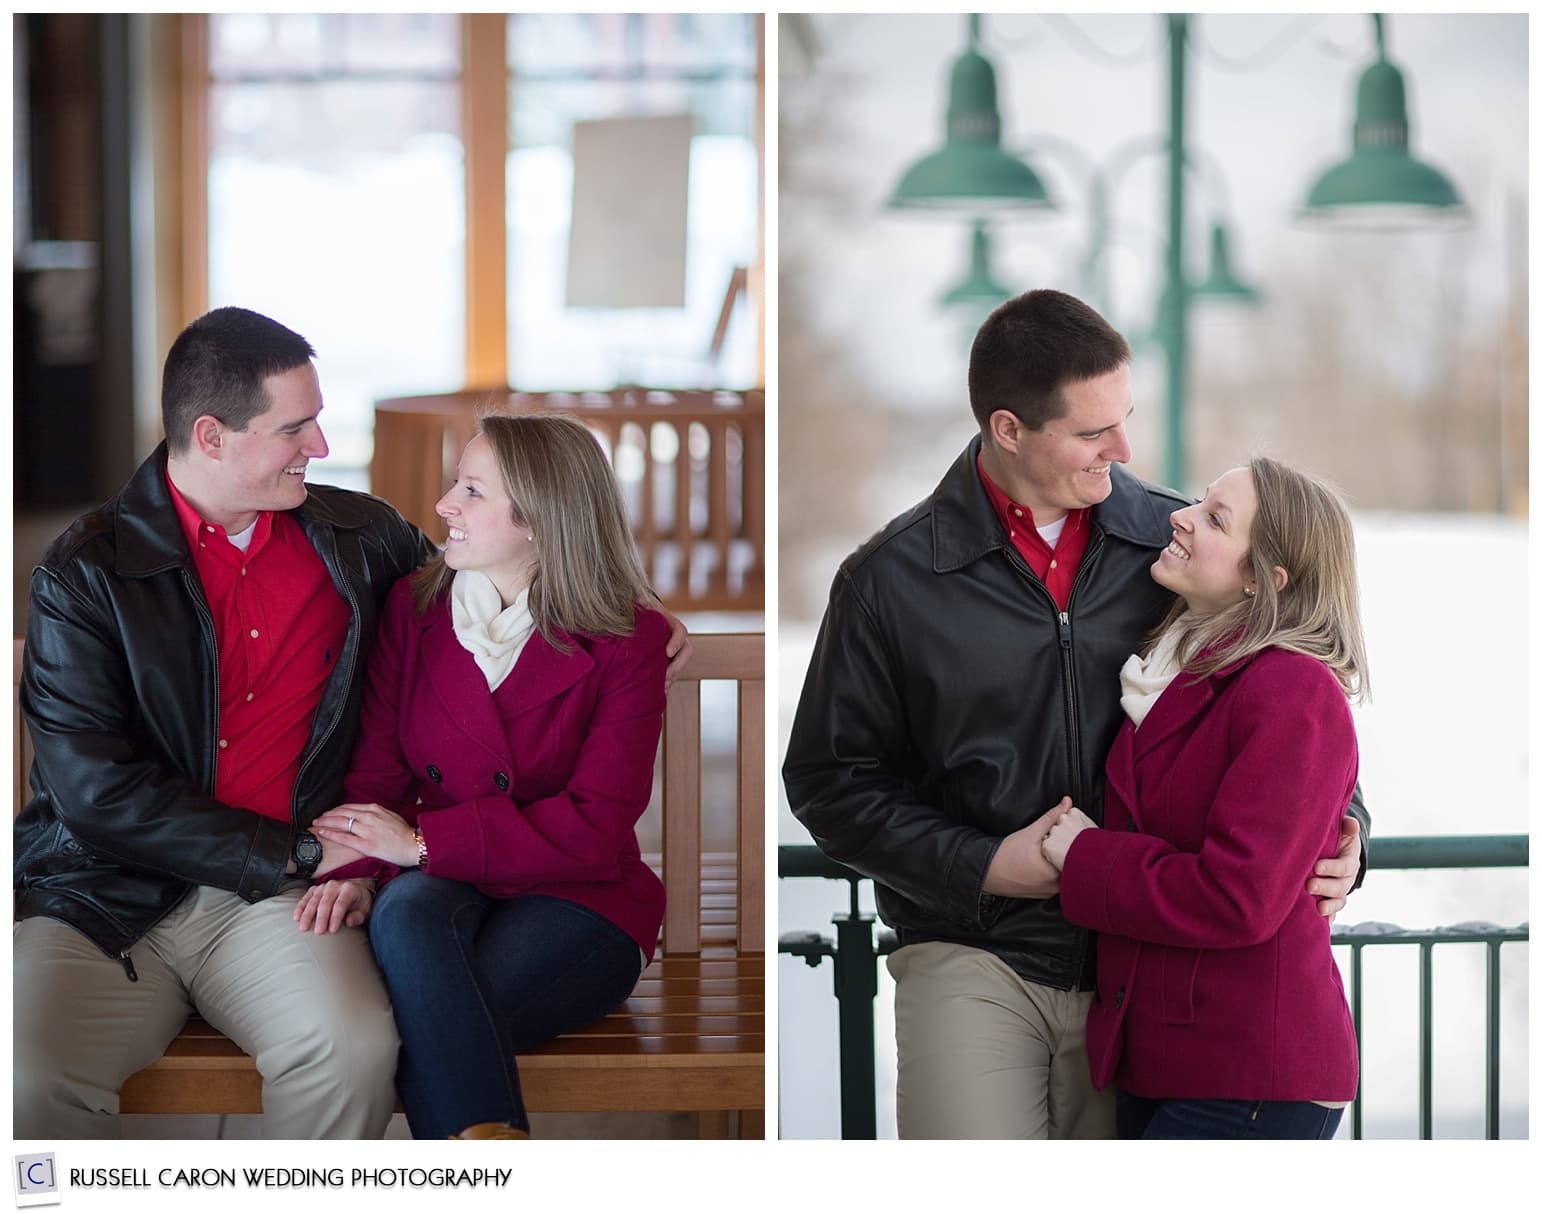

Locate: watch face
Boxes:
[296,832,323,865]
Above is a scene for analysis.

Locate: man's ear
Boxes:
[988,409,1025,455]
[191,415,225,459]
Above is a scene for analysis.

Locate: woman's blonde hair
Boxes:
[1154,455,1369,701]
[411,412,654,646]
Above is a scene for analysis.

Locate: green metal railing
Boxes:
[779,835,1528,1140]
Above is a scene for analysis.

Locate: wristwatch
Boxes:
[292,830,323,880]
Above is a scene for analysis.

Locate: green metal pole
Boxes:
[1161,14,1190,491]
[1419,941,1434,1139]
[1485,940,1501,1139]
[831,870,879,1139]
[1349,943,1364,1140]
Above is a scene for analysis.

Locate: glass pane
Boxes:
[338,13,460,75]
[508,12,756,76]
[212,12,459,77]
[507,133,758,389]
[508,13,634,75]
[211,13,329,76]
[208,80,465,477]
[511,76,753,148]
[505,14,759,389]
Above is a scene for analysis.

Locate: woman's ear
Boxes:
[1271,564,1289,593]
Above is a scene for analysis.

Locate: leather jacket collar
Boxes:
[930,435,1176,574]
[114,443,377,578]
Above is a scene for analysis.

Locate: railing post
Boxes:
[1419,942,1434,1139]
[1349,943,1364,1141]
[1485,940,1501,1140]
[831,908,879,1139]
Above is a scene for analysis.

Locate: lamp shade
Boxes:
[941,222,1015,306]
[1299,23,1467,229]
[888,18,1054,214]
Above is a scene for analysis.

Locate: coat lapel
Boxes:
[498,627,595,717]
[1130,672,1217,762]
[421,609,514,766]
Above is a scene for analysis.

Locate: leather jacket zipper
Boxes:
[1061,531,1104,990]
[119,950,138,982]
[181,569,222,796]
[289,534,361,826]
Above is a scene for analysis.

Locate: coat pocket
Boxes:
[1159,946,1201,1024]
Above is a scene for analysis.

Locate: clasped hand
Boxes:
[311,802,420,868]
[1040,803,1096,871]
[983,796,1091,898]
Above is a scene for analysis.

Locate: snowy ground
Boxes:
[777,511,1529,1139]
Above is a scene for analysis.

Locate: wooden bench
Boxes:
[13,633,765,1138]
[371,388,765,613]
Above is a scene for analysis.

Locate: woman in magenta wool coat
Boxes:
[295,414,677,1140]
[1042,456,1367,1140]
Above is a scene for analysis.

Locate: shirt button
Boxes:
[494,772,510,791]
[426,764,443,783]
[240,568,247,576]
[205,525,216,533]
[218,739,229,749]
[245,693,254,702]
[1012,508,1023,518]
[249,629,259,639]
[1050,560,1058,569]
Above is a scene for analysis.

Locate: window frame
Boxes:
[174,13,762,395]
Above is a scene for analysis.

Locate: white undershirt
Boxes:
[1036,515,1068,548]
[226,518,258,553]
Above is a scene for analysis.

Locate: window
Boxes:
[506,13,759,389]
[205,13,465,477]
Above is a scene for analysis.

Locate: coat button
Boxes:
[426,764,443,783]
[1115,986,1125,1009]
[494,771,510,791]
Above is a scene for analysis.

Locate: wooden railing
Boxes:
[371,387,765,613]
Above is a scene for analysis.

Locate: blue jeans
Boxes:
[1117,1092,1344,1140]
[368,872,642,1139]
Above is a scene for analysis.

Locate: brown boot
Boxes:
[449,1122,529,1140]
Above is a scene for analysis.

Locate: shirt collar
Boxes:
[163,466,274,559]
[975,451,1086,542]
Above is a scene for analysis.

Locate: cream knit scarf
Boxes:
[450,570,535,692]
[1118,624,1187,729]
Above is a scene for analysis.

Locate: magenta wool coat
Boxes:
[1058,646,1359,1102]
[339,577,668,958]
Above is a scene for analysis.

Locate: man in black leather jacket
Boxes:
[784,290,1367,1139]
[14,308,434,1138]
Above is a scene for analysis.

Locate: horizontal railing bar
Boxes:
[779,836,1529,882]
[1331,928,1528,945]
[1368,835,1528,869]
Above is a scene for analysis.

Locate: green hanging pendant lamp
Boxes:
[1299,14,1468,229]
[888,14,1054,215]
[1192,223,1261,303]
[940,222,1015,307]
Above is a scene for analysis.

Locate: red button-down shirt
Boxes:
[166,472,349,822]
[977,454,1091,610]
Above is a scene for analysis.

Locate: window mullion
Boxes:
[179,12,210,323]
[462,12,508,389]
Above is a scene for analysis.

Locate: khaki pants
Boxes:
[14,885,398,1140]
[888,940,1115,1140]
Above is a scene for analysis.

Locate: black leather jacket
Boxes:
[786,441,1206,989]
[14,445,433,966]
